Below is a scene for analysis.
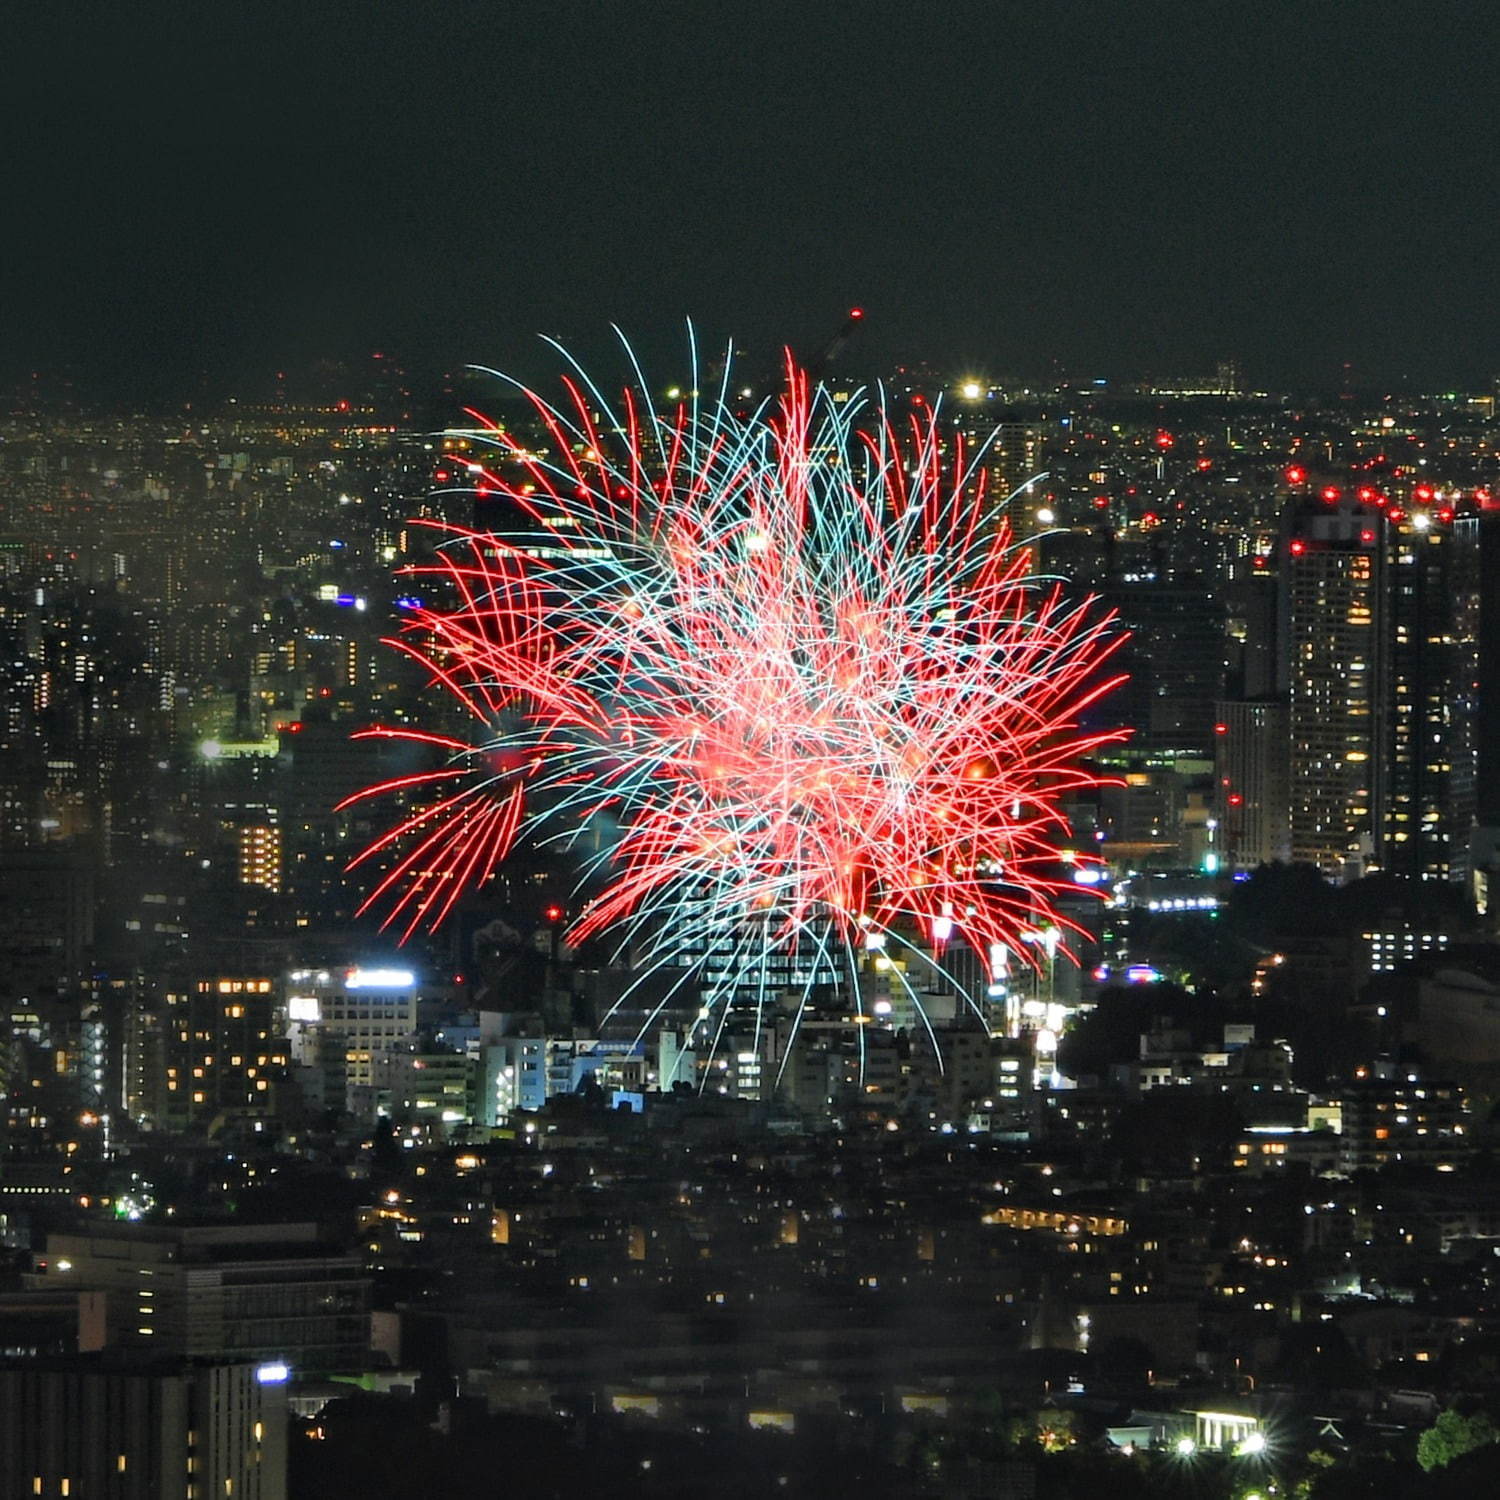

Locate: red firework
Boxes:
[342,357,1127,1006]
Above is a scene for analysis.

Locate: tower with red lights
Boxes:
[1275,478,1494,885]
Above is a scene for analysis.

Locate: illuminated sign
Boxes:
[344,968,415,990]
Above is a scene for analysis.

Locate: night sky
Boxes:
[6,1,1498,399]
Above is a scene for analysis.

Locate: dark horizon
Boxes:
[5,2,1498,404]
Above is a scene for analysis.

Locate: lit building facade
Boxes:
[283,966,418,1114]
[1281,495,1381,876]
[161,977,287,1133]
[1378,510,1465,879]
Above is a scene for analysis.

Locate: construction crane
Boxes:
[804,306,865,383]
[737,308,867,412]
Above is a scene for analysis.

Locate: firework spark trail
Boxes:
[343,344,1128,1045]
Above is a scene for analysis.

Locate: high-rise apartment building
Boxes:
[1452,505,1500,892]
[1280,496,1381,876]
[1378,509,1466,879]
[1277,486,1493,885]
[160,976,287,1133]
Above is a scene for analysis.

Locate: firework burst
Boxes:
[343,340,1127,1047]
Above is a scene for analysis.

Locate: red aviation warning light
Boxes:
[1321,485,1341,502]
[1285,465,1307,484]
[1289,539,1306,556]
[1154,430,1175,450]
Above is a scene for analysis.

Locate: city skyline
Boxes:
[6,298,1500,1500]
[10,8,1500,1496]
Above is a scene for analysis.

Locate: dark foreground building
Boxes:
[0,1353,287,1500]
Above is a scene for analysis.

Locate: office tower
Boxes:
[1224,558,1279,699]
[283,965,418,1115]
[0,1354,288,1500]
[1280,495,1380,876]
[662,903,842,1037]
[275,714,388,928]
[1108,579,1227,752]
[1212,697,1290,869]
[122,986,167,1129]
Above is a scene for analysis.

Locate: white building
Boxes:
[285,966,419,1113]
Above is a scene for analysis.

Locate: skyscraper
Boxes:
[1212,697,1290,869]
[1280,495,1380,877]
[1452,503,1500,900]
[1378,508,1465,880]
[1278,485,1491,886]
